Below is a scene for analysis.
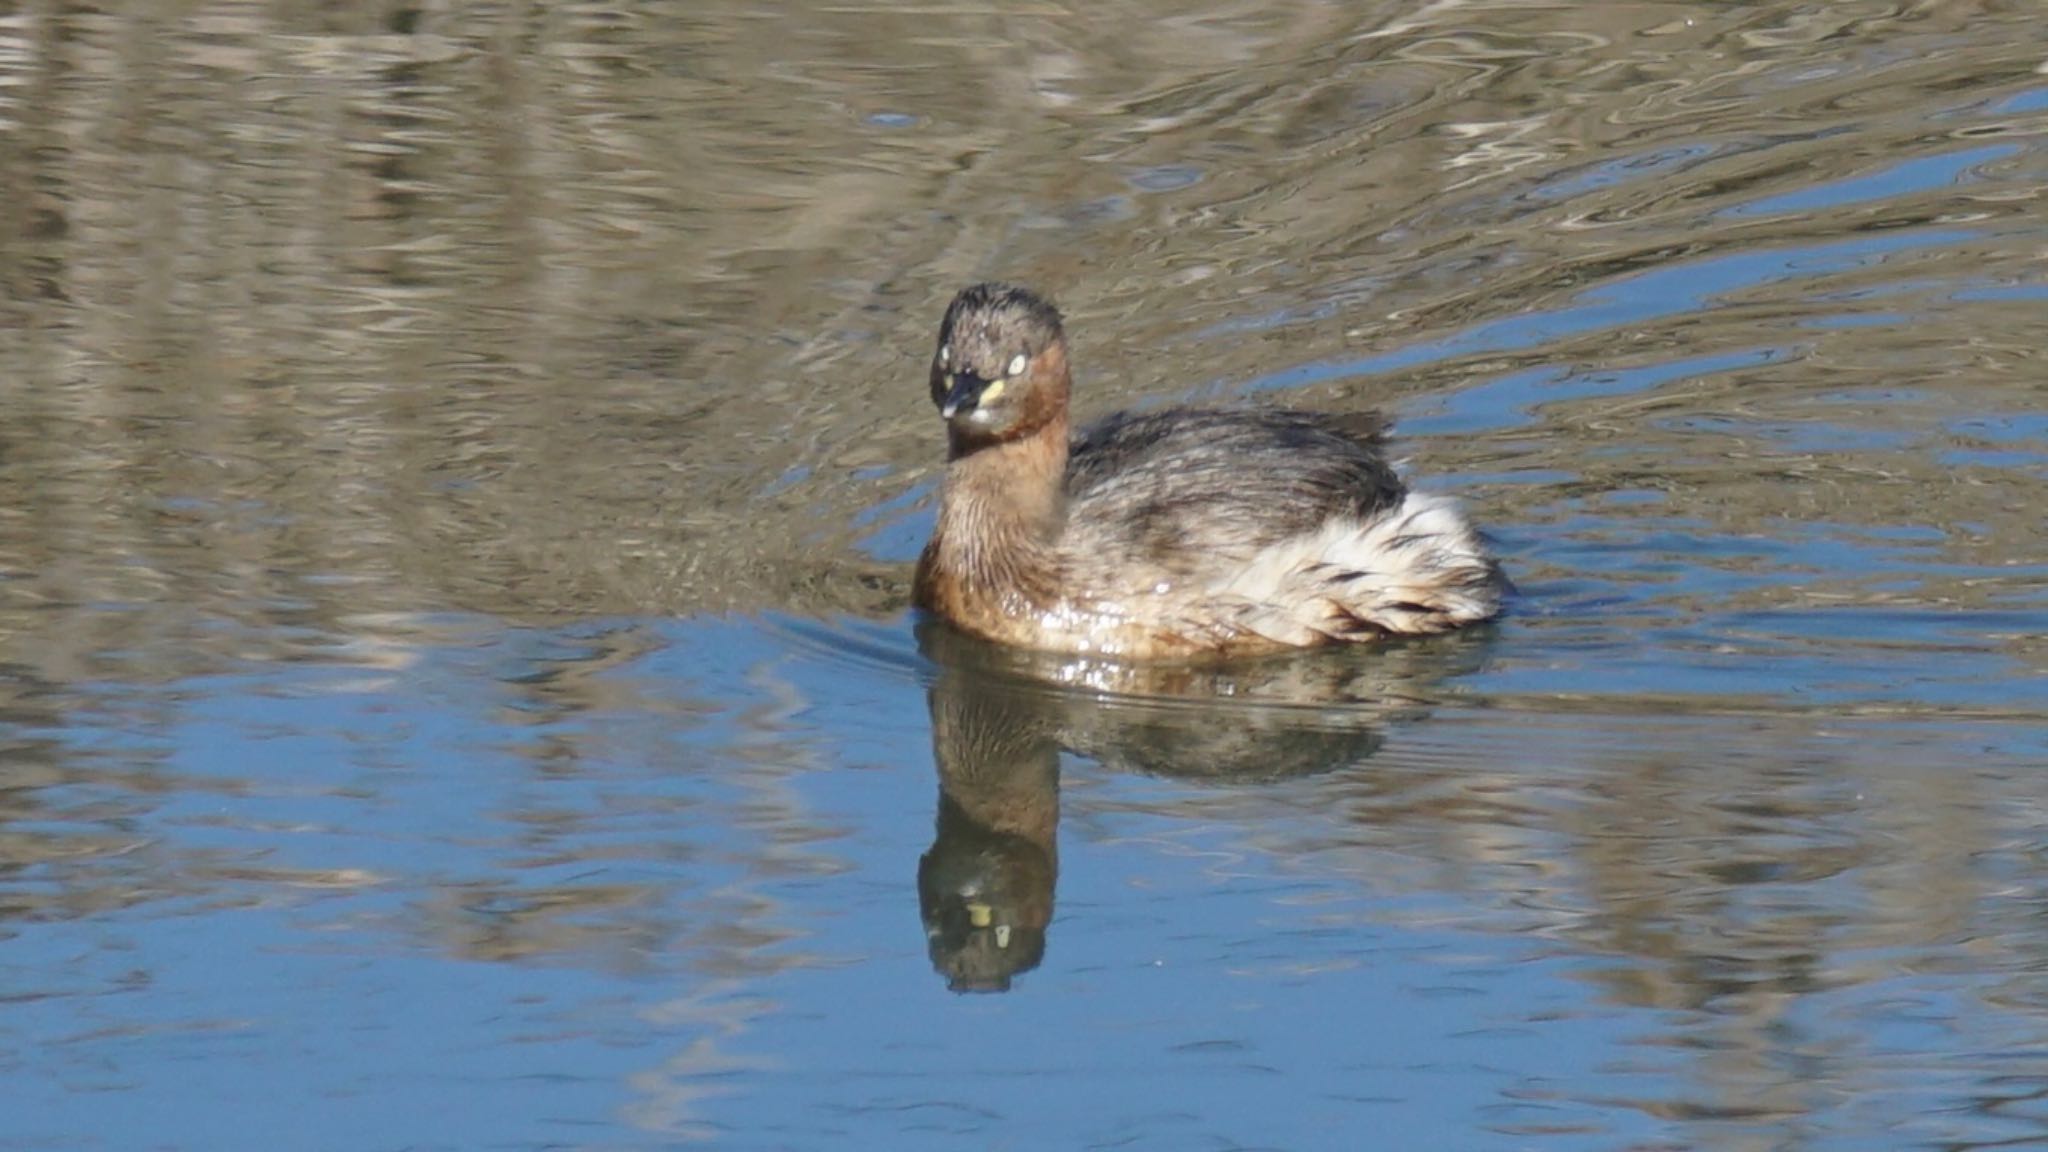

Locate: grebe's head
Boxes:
[930,283,1069,442]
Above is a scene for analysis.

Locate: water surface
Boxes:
[2,2,2046,1148]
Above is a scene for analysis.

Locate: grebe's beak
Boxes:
[940,370,1005,420]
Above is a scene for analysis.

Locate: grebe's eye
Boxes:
[938,346,950,365]
[1006,352,1027,377]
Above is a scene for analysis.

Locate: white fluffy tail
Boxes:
[1217,494,1504,643]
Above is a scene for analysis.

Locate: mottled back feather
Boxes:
[1064,407,1406,574]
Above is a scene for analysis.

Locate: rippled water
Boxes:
[2,2,2046,1148]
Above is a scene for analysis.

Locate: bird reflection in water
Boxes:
[916,648,1060,994]
[913,620,1490,992]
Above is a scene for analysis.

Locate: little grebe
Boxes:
[913,283,1504,658]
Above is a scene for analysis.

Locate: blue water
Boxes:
[6,604,2044,1148]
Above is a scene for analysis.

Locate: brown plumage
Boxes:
[913,283,1505,658]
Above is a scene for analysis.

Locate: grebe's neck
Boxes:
[925,411,1070,613]
[943,407,1066,534]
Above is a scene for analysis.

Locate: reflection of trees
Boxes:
[0,605,832,1141]
[3,0,2042,687]
[1242,712,2048,1140]
[0,659,232,931]
[1544,734,2044,1130]
[0,0,1390,656]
